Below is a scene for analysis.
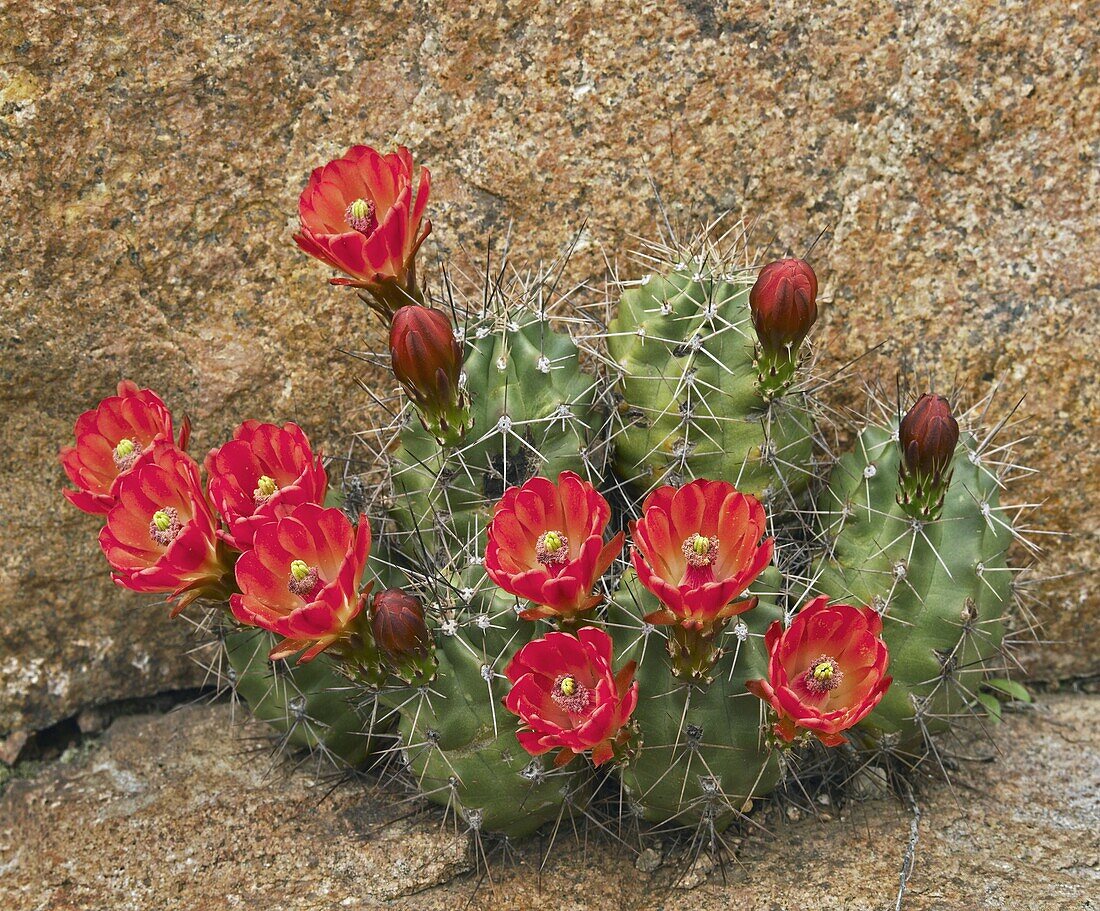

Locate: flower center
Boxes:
[682,533,719,567]
[803,655,843,695]
[149,507,182,546]
[550,674,592,714]
[254,474,278,505]
[536,530,569,566]
[113,438,139,472]
[287,559,320,599]
[345,197,378,236]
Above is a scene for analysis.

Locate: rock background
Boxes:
[1,0,1097,740]
[1,695,1096,909]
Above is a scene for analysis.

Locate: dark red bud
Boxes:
[749,258,819,355]
[370,588,431,659]
[899,394,960,482]
[389,306,462,404]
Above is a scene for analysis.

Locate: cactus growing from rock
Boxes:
[62,142,1044,858]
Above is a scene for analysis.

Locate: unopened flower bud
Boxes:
[749,258,819,356]
[390,305,472,447]
[370,588,431,660]
[897,394,960,518]
[900,394,959,482]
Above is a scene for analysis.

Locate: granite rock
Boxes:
[1,0,1096,738]
[0,694,1096,910]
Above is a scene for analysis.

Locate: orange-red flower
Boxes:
[504,627,638,767]
[204,421,328,550]
[630,479,773,631]
[485,472,624,621]
[98,441,231,614]
[230,504,372,663]
[61,380,188,515]
[746,596,892,747]
[294,145,431,319]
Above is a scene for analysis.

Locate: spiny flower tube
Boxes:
[61,380,188,515]
[749,257,818,397]
[98,440,231,614]
[204,420,328,550]
[389,305,471,447]
[746,596,892,747]
[294,145,431,321]
[897,393,960,519]
[485,471,624,622]
[504,627,638,767]
[230,504,372,663]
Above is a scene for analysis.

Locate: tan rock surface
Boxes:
[0,693,1096,910]
[1,1,1096,736]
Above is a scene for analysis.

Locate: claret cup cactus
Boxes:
[61,143,1037,853]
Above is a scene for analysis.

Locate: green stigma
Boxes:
[559,675,577,697]
[115,438,136,458]
[152,510,172,532]
[256,475,277,497]
[348,198,370,221]
[691,534,710,556]
[290,559,311,581]
[543,531,563,553]
[812,662,834,682]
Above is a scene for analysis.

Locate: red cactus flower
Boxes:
[631,479,773,631]
[504,627,638,767]
[230,503,372,662]
[485,471,625,621]
[61,380,189,515]
[98,440,231,614]
[204,421,328,551]
[746,596,892,747]
[749,258,819,355]
[390,304,471,446]
[294,145,431,320]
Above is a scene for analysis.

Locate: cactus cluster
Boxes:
[61,144,1038,858]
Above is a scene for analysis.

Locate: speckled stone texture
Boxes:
[1,1,1096,739]
[0,694,1096,910]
